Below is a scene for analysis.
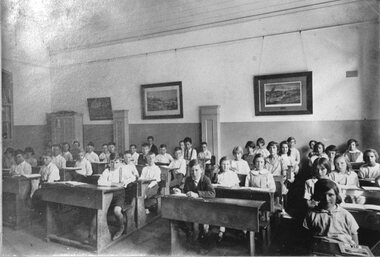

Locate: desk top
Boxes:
[62,167,82,171]
[3,174,41,181]
[43,181,123,193]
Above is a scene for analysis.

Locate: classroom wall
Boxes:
[5,1,380,158]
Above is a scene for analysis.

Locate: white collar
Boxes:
[250,169,269,175]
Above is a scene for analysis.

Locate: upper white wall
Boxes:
[49,1,379,125]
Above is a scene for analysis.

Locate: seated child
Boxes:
[253,138,270,158]
[85,142,100,163]
[147,136,159,155]
[279,141,299,183]
[243,141,256,170]
[287,137,300,165]
[197,142,212,167]
[24,147,38,167]
[304,157,331,208]
[138,143,150,166]
[343,139,363,163]
[139,151,161,213]
[10,149,32,176]
[307,140,317,158]
[62,142,73,162]
[231,146,250,176]
[99,143,110,163]
[303,179,359,245]
[245,153,276,192]
[216,157,240,242]
[32,152,60,212]
[97,153,137,240]
[184,137,197,164]
[74,150,93,181]
[329,155,359,187]
[179,140,186,154]
[358,149,380,179]
[129,144,139,165]
[71,140,81,161]
[168,147,187,188]
[3,147,16,169]
[173,159,215,241]
[122,151,139,179]
[51,144,66,169]
[309,142,328,167]
[265,141,282,176]
[108,142,117,155]
[325,145,338,171]
[155,144,174,165]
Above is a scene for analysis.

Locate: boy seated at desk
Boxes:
[155,144,174,165]
[184,137,197,165]
[168,147,187,189]
[51,144,66,169]
[85,142,100,163]
[130,144,139,165]
[71,140,81,161]
[99,143,110,163]
[31,152,60,213]
[122,151,140,180]
[138,143,150,166]
[197,142,212,168]
[73,150,93,181]
[10,149,32,176]
[139,151,161,214]
[3,147,16,169]
[62,142,73,162]
[172,159,215,241]
[96,153,137,240]
[24,147,38,167]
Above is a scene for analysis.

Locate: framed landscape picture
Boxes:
[254,71,313,116]
[141,81,183,119]
[87,97,113,120]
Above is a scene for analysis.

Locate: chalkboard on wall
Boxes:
[87,97,113,120]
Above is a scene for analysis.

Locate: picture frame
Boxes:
[254,71,313,116]
[141,81,183,119]
[87,97,113,120]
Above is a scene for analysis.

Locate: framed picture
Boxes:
[141,81,183,119]
[87,97,113,120]
[254,71,313,116]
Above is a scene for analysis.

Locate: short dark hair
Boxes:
[87,142,95,147]
[52,144,62,150]
[309,140,317,147]
[313,178,342,204]
[201,142,207,146]
[124,150,132,155]
[325,145,338,154]
[245,141,255,149]
[160,144,167,148]
[253,153,265,163]
[108,142,116,146]
[102,143,108,147]
[142,143,150,148]
[188,159,201,168]
[256,138,265,146]
[174,147,182,152]
[219,156,228,167]
[184,137,192,144]
[287,137,296,143]
[148,151,156,156]
[347,139,359,147]
[147,136,154,140]
[313,142,325,153]
[14,149,24,156]
[130,144,137,148]
[73,140,80,146]
[24,146,35,154]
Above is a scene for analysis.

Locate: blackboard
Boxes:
[87,97,113,120]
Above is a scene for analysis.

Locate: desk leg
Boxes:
[249,231,255,256]
[170,220,180,255]
[96,193,113,252]
[46,203,58,240]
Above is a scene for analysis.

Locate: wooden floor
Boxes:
[2,214,313,256]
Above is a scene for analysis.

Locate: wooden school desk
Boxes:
[60,167,82,181]
[3,174,41,229]
[91,161,108,175]
[161,195,265,256]
[40,182,136,253]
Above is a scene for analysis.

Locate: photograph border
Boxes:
[141,81,183,119]
[254,71,313,116]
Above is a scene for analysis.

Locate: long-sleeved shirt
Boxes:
[183,175,215,198]
[231,159,250,175]
[245,169,276,192]
[75,158,93,176]
[98,164,137,187]
[168,158,187,176]
[10,161,32,176]
[155,153,174,164]
[140,165,161,187]
[85,151,100,163]
[217,170,240,187]
[39,162,60,182]
[52,155,66,169]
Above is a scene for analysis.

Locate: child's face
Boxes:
[25,152,32,159]
[234,152,242,160]
[288,140,296,147]
[160,147,167,155]
[335,157,347,173]
[309,142,315,150]
[73,142,80,149]
[185,142,192,150]
[327,151,336,160]
[110,159,121,169]
[124,153,132,164]
[255,157,265,170]
[108,144,116,153]
[79,152,85,160]
[130,145,136,153]
[201,144,207,152]
[281,144,288,155]
[221,160,230,172]
[319,188,337,210]
[148,138,153,144]
[63,144,69,152]
[15,154,24,164]
[52,146,60,156]
[87,145,94,152]
[316,166,328,178]
[142,146,150,155]
[316,144,324,154]
[258,143,264,149]
[248,146,255,154]
[269,145,278,155]
[147,154,155,165]
[103,145,108,152]
[190,164,202,181]
[366,152,377,165]
[43,156,52,166]
[174,150,182,159]
[179,142,185,149]
[349,142,357,151]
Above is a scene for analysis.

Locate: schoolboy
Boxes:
[138,143,150,165]
[197,142,212,167]
[168,147,187,188]
[24,146,38,167]
[155,144,174,165]
[99,143,110,162]
[51,144,66,169]
[85,142,100,163]
[10,149,32,176]
[147,136,159,155]
[74,150,93,181]
[71,140,81,161]
[184,137,197,164]
[130,144,139,165]
[62,142,73,162]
